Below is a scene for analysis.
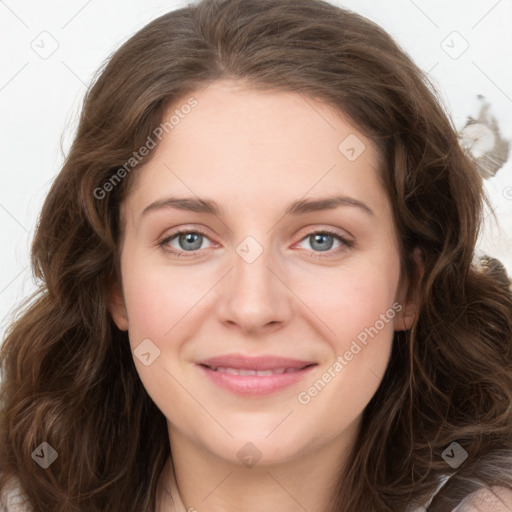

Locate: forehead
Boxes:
[122,80,388,222]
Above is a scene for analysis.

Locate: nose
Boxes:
[216,238,294,336]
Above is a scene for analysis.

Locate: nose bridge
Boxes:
[232,233,280,304]
[235,235,274,292]
[217,232,292,332]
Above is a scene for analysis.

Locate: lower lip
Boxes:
[198,364,316,396]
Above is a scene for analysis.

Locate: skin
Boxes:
[109,79,419,512]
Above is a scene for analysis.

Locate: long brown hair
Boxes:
[1,1,512,511]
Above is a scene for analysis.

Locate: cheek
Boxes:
[293,259,401,346]
[119,246,193,344]
[295,262,400,412]
[295,263,399,423]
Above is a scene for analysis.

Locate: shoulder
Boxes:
[0,478,32,512]
[406,474,452,511]
[452,486,512,512]
[407,486,512,512]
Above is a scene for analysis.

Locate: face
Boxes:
[110,79,416,468]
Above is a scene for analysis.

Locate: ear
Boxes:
[394,247,424,331]
[108,280,129,331]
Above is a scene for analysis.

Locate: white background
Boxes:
[1,0,511,342]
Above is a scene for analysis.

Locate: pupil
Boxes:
[180,233,202,250]
[312,234,333,251]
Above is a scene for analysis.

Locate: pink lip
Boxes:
[196,354,317,396]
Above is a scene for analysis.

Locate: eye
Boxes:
[158,227,353,259]
[158,229,215,257]
[294,229,353,258]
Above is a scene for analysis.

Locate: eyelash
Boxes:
[158,227,353,259]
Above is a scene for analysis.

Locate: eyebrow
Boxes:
[140,194,374,218]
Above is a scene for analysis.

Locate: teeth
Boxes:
[209,366,302,376]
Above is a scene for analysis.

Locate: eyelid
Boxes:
[291,226,353,258]
[294,224,353,244]
[158,226,216,258]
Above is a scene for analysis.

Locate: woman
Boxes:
[1,0,512,510]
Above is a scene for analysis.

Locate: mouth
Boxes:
[200,365,312,376]
[196,354,317,396]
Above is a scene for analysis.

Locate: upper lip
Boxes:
[197,354,316,371]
